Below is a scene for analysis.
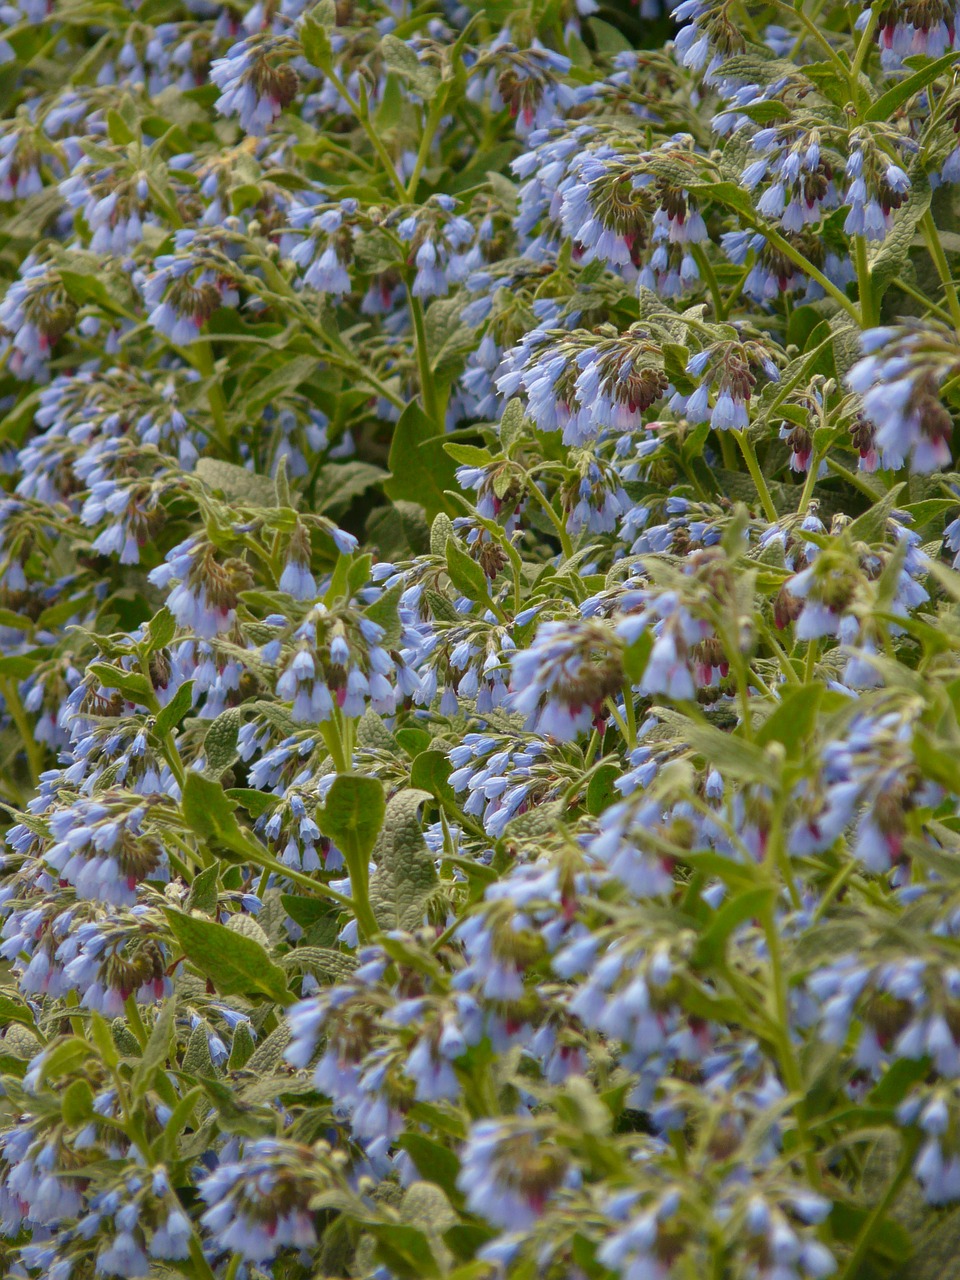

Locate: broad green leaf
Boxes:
[863,51,960,122]
[445,539,489,602]
[182,773,254,853]
[61,1078,94,1126]
[88,663,156,708]
[385,402,459,521]
[692,886,774,967]
[202,707,243,776]
[227,1020,256,1070]
[165,909,293,1005]
[155,680,194,738]
[144,607,177,653]
[132,995,177,1091]
[756,685,822,757]
[410,748,458,809]
[317,774,386,867]
[186,864,221,915]
[369,789,438,931]
[195,458,279,508]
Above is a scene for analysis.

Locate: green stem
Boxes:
[340,840,380,945]
[921,209,960,334]
[407,287,442,425]
[0,678,42,789]
[162,731,186,789]
[762,896,822,1190]
[812,859,856,923]
[691,244,725,320]
[849,4,879,83]
[732,429,779,524]
[894,274,952,324]
[796,449,820,514]
[786,2,845,70]
[124,995,149,1051]
[836,1134,918,1280]
[605,700,632,746]
[188,1234,219,1280]
[622,687,638,751]
[752,223,861,322]
[324,68,407,201]
[825,455,882,501]
[319,719,348,774]
[185,343,231,455]
[526,480,574,560]
[246,846,358,910]
[804,638,819,683]
[758,618,801,685]
[854,235,875,328]
[406,85,450,202]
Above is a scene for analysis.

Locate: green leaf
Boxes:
[670,715,771,782]
[35,1037,94,1082]
[0,995,38,1032]
[397,727,433,758]
[369,789,438,931]
[227,1019,256,1070]
[499,397,528,450]
[181,773,263,860]
[243,355,319,418]
[367,499,430,559]
[244,1024,292,1075]
[410,748,459,811]
[380,33,440,97]
[357,706,399,752]
[385,402,459,521]
[692,886,774,967]
[863,51,960,122]
[144,607,177,653]
[398,1135,462,1193]
[317,774,386,868]
[132,995,177,1091]
[313,461,386,517]
[58,267,128,316]
[846,482,905,545]
[202,706,243,776]
[281,893,337,929]
[430,512,455,558]
[363,581,403,648]
[367,1221,442,1279]
[165,909,293,1005]
[589,15,633,51]
[443,443,493,467]
[869,169,931,300]
[89,1012,119,1070]
[186,864,221,915]
[445,538,489,603]
[106,107,135,144]
[181,1021,216,1078]
[299,10,332,65]
[227,787,274,818]
[155,680,194,738]
[195,458,279,508]
[623,631,652,684]
[586,762,620,816]
[88,663,156,708]
[756,684,822,758]
[61,1078,95,1126]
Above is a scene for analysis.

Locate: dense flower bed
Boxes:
[2,1,960,1277]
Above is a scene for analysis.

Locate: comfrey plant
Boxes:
[4,2,960,1278]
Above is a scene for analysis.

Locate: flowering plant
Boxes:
[2,0,960,1277]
